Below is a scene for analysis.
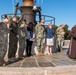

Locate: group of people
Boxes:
[0,15,76,66]
[0,15,56,66]
[35,20,55,55]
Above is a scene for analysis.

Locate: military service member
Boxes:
[35,19,46,56]
[0,17,9,66]
[18,20,27,59]
[56,24,66,52]
[8,16,18,62]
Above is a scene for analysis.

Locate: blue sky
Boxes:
[0,0,76,30]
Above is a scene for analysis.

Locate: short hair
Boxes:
[13,16,20,20]
[23,19,26,22]
[47,24,53,28]
[29,22,33,25]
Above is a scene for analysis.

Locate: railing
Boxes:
[1,13,55,25]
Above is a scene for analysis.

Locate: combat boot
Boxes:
[60,47,63,52]
[18,54,25,60]
[38,51,43,56]
[0,59,6,66]
[8,58,15,62]
[58,46,62,52]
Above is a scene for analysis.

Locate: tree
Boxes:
[64,25,71,40]
[53,24,71,40]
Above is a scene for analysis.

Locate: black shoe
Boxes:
[0,63,3,66]
[22,55,26,58]
[8,58,15,62]
[28,54,32,56]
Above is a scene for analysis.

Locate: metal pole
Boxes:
[54,18,55,25]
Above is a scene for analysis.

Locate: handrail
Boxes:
[1,13,55,25]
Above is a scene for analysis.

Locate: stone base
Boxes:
[0,65,76,75]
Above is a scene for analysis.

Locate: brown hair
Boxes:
[47,24,53,28]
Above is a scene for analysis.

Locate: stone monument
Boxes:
[15,0,41,24]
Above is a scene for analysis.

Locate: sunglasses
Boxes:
[42,22,45,23]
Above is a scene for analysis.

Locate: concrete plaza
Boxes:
[0,40,76,75]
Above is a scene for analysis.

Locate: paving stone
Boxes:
[38,62,55,67]
[6,60,23,67]
[24,58,35,62]
[22,62,38,67]
[36,58,47,62]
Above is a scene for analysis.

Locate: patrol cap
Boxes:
[7,15,12,20]
[13,16,20,21]
[22,19,26,24]
[3,18,9,23]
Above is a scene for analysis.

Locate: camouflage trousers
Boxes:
[36,38,44,52]
[18,37,26,56]
[57,37,64,48]
[8,35,18,58]
[0,34,8,61]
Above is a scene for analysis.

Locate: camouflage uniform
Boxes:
[8,21,18,59]
[18,27,27,58]
[56,26,65,52]
[0,22,8,65]
[35,24,46,52]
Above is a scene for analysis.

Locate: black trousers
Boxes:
[26,39,33,56]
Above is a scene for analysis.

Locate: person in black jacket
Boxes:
[26,22,34,56]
